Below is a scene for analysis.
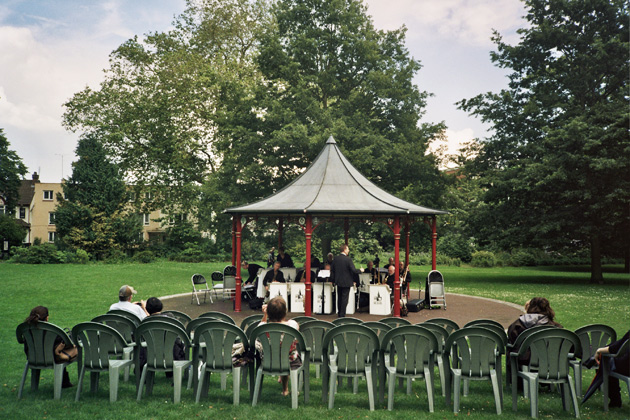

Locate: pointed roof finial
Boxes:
[326,136,336,144]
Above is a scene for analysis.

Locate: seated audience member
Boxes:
[595,330,630,408]
[242,260,264,285]
[263,261,285,294]
[259,297,301,396]
[277,246,294,268]
[139,297,187,378]
[24,306,77,388]
[506,297,563,383]
[109,285,148,320]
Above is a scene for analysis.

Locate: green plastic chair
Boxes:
[379,317,411,328]
[162,310,192,327]
[91,314,137,382]
[198,311,236,324]
[332,317,363,326]
[464,319,504,329]
[573,324,616,398]
[602,339,630,411]
[135,320,192,403]
[16,321,76,400]
[506,324,556,389]
[72,322,132,402]
[510,328,581,418]
[300,320,336,379]
[424,318,459,334]
[240,314,264,332]
[291,316,317,325]
[107,309,142,325]
[444,326,504,415]
[141,315,186,330]
[419,322,449,396]
[322,324,379,411]
[463,323,508,401]
[363,321,393,403]
[250,323,310,409]
[194,321,250,405]
[380,325,438,411]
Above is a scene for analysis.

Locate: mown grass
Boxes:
[0,261,628,419]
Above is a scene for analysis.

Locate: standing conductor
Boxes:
[330,244,363,317]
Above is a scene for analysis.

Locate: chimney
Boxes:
[32,172,40,182]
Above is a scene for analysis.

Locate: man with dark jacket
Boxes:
[330,244,363,317]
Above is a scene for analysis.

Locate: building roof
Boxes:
[225,136,447,217]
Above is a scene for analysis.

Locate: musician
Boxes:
[330,244,363,317]
[263,261,285,294]
[384,265,396,292]
[399,261,411,294]
[242,260,264,285]
[266,247,275,268]
[310,254,321,271]
[277,246,294,268]
[364,260,379,284]
[383,257,395,270]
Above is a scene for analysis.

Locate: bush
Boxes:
[471,250,496,267]
[9,244,63,264]
[73,249,91,264]
[437,234,474,263]
[509,249,537,267]
[104,249,127,264]
[132,250,156,263]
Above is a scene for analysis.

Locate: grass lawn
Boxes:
[1,261,628,419]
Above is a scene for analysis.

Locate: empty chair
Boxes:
[300,320,336,379]
[162,310,192,327]
[240,314,263,334]
[91,314,137,382]
[291,316,317,325]
[510,328,581,418]
[573,324,616,398]
[141,315,186,330]
[424,318,459,334]
[194,321,249,405]
[16,321,77,400]
[72,322,132,402]
[135,320,192,404]
[210,271,224,299]
[445,326,504,415]
[419,322,449,396]
[363,321,393,403]
[191,274,213,305]
[331,317,362,326]
[223,265,237,299]
[198,311,235,324]
[426,270,446,309]
[250,323,310,409]
[464,319,504,329]
[381,325,439,412]
[379,317,411,328]
[322,324,379,411]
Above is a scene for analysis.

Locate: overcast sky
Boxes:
[0,0,526,182]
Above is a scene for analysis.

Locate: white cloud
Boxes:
[429,127,475,168]
[366,0,524,47]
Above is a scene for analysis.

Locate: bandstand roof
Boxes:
[225,136,447,217]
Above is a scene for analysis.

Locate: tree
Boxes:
[0,214,26,249]
[458,0,630,281]
[0,129,28,215]
[55,135,142,257]
[63,0,271,214]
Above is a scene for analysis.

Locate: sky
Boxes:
[0,0,526,182]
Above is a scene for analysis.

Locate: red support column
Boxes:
[344,218,349,245]
[235,215,243,312]
[431,216,437,271]
[393,216,401,317]
[304,215,313,316]
[231,217,236,266]
[278,217,284,250]
[404,217,411,299]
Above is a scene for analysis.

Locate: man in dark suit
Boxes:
[330,244,363,317]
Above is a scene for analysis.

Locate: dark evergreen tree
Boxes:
[0,129,27,215]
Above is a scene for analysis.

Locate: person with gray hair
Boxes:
[109,284,148,320]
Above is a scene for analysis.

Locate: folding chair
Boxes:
[426,270,446,309]
[191,274,213,305]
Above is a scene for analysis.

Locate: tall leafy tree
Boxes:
[55,135,142,257]
[0,128,27,215]
[63,0,271,214]
[458,0,630,281]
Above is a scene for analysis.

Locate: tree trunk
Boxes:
[590,232,604,284]
[322,235,332,259]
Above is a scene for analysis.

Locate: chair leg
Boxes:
[109,365,121,402]
[425,367,434,413]
[53,363,65,400]
[173,363,189,404]
[567,378,579,418]
[233,367,241,406]
[526,377,538,418]
[328,369,338,409]
[18,363,29,399]
[31,368,41,391]
[252,369,263,407]
[387,371,396,411]
[491,370,502,415]
[221,372,227,391]
[437,358,446,397]
[195,364,206,403]
[290,370,299,409]
[137,366,148,401]
[453,373,461,414]
[573,363,582,398]
[75,366,86,402]
[366,367,375,411]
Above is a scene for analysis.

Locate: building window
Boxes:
[43,190,54,200]
[49,212,56,225]
[48,232,56,243]
[143,214,150,226]
[19,207,26,219]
